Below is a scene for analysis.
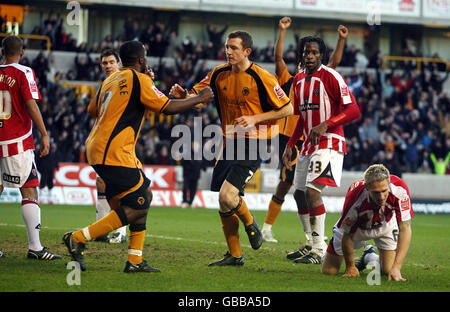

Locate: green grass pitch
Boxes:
[0,203,449,292]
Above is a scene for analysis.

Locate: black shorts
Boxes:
[211,139,262,196]
[92,165,151,210]
[278,134,301,184]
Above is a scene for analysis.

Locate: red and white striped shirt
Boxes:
[290,65,357,156]
[0,63,41,157]
[337,175,414,234]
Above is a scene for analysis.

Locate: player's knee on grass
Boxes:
[321,252,342,275]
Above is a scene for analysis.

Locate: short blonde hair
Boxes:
[363,164,390,187]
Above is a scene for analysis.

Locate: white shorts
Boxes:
[0,149,39,188]
[328,217,399,256]
[294,148,344,192]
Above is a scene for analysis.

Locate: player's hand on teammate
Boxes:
[195,87,214,109]
[308,121,329,145]
[234,115,258,129]
[170,83,188,99]
[40,134,50,157]
[388,267,406,282]
[338,25,348,39]
[282,145,293,171]
[279,17,292,30]
[343,265,360,277]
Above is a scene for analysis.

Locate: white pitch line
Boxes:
[0,222,272,251]
[3,223,447,267]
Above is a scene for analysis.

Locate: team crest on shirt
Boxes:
[152,85,165,98]
[137,197,145,205]
[314,88,319,96]
[242,87,250,96]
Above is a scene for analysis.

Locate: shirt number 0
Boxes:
[0,90,12,120]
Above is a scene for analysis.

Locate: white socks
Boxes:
[298,213,313,246]
[310,213,326,255]
[21,199,43,251]
[96,197,126,238]
[96,197,110,221]
[262,223,272,232]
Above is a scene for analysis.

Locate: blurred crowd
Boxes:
[16,16,450,176]
[343,67,449,176]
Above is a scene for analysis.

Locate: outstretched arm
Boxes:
[327,25,348,69]
[234,104,293,128]
[275,17,291,77]
[163,87,214,115]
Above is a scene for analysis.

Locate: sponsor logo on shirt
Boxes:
[400,198,410,211]
[274,84,285,100]
[152,85,165,98]
[300,102,320,111]
[29,80,38,93]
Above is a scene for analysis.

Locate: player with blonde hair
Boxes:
[322,164,413,281]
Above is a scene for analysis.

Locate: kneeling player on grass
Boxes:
[321,164,413,281]
[62,40,213,273]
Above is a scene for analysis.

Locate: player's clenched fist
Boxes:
[338,25,348,39]
[279,17,291,30]
[195,87,214,109]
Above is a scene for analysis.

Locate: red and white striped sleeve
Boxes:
[337,180,365,233]
[389,176,414,222]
